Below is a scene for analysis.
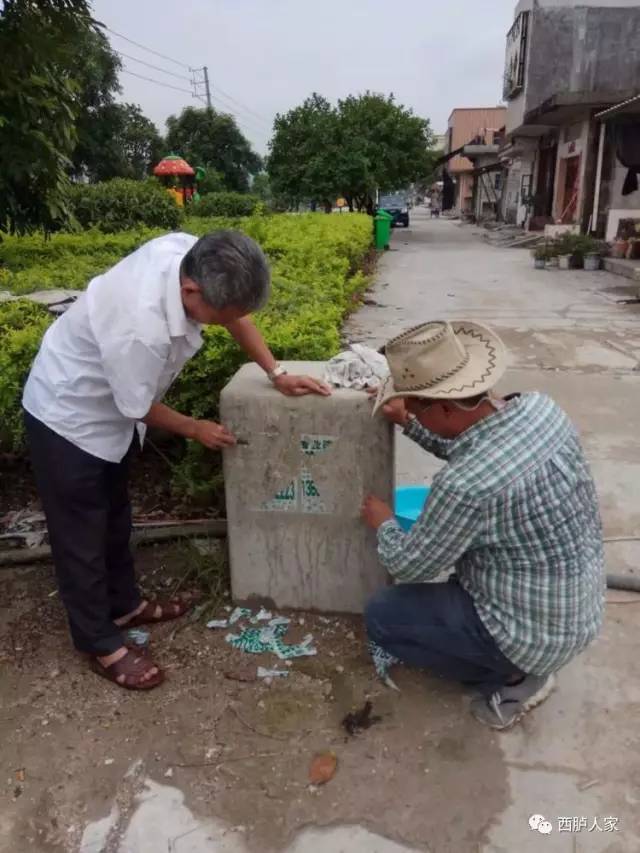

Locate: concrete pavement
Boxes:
[347,210,640,851]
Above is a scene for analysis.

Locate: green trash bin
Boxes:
[374,209,393,250]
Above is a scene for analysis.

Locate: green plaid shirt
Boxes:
[378,393,605,676]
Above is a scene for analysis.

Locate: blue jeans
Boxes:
[365,576,523,695]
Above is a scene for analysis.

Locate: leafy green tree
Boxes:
[251,172,272,204]
[115,105,164,180]
[166,106,262,193]
[268,94,342,211]
[0,3,163,233]
[0,0,95,234]
[268,91,435,213]
[69,32,163,181]
[196,168,226,195]
[69,27,121,180]
[338,92,434,212]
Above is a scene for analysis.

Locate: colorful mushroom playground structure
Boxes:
[153,154,206,207]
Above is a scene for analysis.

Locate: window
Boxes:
[503,11,529,100]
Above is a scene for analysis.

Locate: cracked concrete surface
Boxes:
[2,212,639,852]
[347,212,640,851]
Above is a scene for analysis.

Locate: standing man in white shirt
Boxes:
[23,229,329,691]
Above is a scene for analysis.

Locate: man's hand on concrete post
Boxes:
[191,420,237,449]
[272,374,332,397]
[361,495,394,530]
[380,397,409,427]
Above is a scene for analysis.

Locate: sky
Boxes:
[92,0,517,157]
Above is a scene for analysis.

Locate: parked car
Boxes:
[378,193,410,227]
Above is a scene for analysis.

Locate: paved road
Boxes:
[346,210,640,852]
[347,211,640,543]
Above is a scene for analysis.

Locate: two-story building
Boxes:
[501,0,640,235]
[443,107,506,216]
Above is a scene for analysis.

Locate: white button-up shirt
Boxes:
[23,233,203,463]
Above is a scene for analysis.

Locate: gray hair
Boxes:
[181,230,271,312]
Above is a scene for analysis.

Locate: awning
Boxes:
[523,90,640,127]
[471,162,503,176]
[435,145,465,166]
[463,144,500,157]
[595,93,640,121]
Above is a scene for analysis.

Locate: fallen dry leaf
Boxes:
[223,665,257,683]
[309,751,337,785]
[15,769,25,783]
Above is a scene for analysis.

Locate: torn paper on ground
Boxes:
[257,666,289,678]
[226,621,317,660]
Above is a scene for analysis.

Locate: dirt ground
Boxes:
[0,544,514,853]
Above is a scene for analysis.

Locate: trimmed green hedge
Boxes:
[190,191,261,218]
[69,178,182,233]
[0,300,54,450]
[0,229,164,296]
[0,214,373,467]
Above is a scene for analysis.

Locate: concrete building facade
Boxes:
[501,0,640,234]
[444,107,506,215]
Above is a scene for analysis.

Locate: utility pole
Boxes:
[191,67,213,110]
[203,66,212,110]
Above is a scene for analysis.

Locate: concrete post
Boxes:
[220,362,394,613]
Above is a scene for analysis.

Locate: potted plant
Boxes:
[583,250,601,271]
[545,246,560,269]
[533,245,547,269]
[579,236,606,270]
[558,252,572,269]
[610,238,629,259]
[626,238,640,260]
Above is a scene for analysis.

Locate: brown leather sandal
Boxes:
[91,649,164,690]
[125,599,191,628]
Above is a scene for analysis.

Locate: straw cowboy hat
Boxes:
[373,320,506,415]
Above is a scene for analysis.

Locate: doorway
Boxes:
[557,155,581,223]
[534,143,557,219]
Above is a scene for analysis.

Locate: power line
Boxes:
[121,68,193,97]
[211,84,271,125]
[115,50,192,83]
[190,69,269,134]
[104,24,270,132]
[123,67,264,139]
[193,87,268,133]
[104,25,191,70]
[209,88,272,129]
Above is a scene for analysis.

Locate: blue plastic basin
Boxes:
[395,485,430,531]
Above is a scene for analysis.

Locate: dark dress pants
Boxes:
[24,411,141,655]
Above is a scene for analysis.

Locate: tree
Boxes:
[0,3,163,234]
[69,27,122,180]
[251,173,271,203]
[114,104,165,180]
[69,32,164,181]
[338,93,435,213]
[0,0,95,234]
[85,103,164,181]
[268,94,343,211]
[196,168,226,195]
[267,91,436,213]
[166,106,262,193]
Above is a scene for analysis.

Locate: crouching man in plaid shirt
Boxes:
[361,320,605,730]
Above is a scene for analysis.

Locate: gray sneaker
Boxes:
[470,674,556,730]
